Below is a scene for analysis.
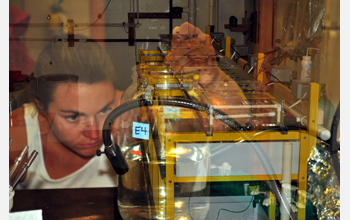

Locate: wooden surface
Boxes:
[11,187,123,220]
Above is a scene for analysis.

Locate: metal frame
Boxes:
[146,83,319,219]
[136,48,319,219]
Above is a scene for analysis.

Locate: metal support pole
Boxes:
[281,142,293,220]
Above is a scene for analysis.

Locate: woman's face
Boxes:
[44,80,116,158]
[164,22,219,87]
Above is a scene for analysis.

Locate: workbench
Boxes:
[11,188,122,220]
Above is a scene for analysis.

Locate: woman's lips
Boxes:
[79,141,101,149]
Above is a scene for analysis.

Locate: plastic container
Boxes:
[300,56,312,82]
[116,94,211,219]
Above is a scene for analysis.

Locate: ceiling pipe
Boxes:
[188,0,196,26]
[209,0,215,26]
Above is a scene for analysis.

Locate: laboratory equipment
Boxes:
[10,150,39,189]
[100,39,320,219]
[9,145,29,182]
[271,66,292,83]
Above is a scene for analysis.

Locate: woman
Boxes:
[9,38,123,189]
[163,22,251,128]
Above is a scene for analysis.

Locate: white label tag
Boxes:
[132,122,149,140]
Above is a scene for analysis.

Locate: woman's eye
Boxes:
[99,107,112,115]
[66,115,79,122]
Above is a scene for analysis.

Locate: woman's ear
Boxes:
[35,98,46,113]
[115,90,123,106]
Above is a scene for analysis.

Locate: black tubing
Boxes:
[327,103,340,182]
[102,97,245,146]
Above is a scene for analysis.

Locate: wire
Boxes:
[215,197,254,220]
[265,72,284,84]
[215,185,257,220]
[255,63,266,80]
[243,63,249,71]
[76,0,112,32]
[122,22,129,33]
[254,54,276,80]
[132,0,138,64]
[230,44,242,58]
[187,186,257,220]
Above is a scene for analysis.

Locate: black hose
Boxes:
[102,98,245,146]
[261,125,307,133]
[327,103,340,182]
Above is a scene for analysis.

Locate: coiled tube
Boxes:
[102,97,245,146]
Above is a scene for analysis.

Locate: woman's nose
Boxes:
[82,121,99,140]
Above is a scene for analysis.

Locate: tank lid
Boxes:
[302,56,311,61]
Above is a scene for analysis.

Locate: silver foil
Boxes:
[307,142,340,220]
